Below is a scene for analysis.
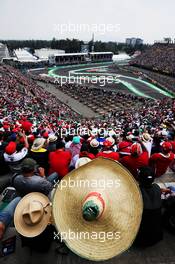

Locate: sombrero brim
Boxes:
[52,157,143,261]
[14,192,51,238]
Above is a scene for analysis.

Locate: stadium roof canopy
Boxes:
[14,49,38,62]
[53,53,87,56]
[35,48,65,59]
[89,52,113,55]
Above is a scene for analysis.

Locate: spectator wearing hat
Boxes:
[96,140,119,161]
[141,133,153,157]
[68,136,82,158]
[117,133,133,158]
[49,141,72,179]
[3,131,29,173]
[47,134,58,152]
[135,166,163,247]
[12,158,57,197]
[89,138,100,156]
[120,142,149,179]
[29,138,49,174]
[149,141,175,178]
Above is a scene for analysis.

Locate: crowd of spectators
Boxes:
[31,73,147,116]
[0,64,80,127]
[0,63,175,255]
[131,43,175,76]
[125,66,175,93]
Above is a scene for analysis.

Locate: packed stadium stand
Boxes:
[0,42,175,264]
[131,43,175,76]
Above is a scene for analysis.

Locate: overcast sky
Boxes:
[0,0,174,43]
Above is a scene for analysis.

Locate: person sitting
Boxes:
[49,141,72,179]
[12,158,57,197]
[29,137,49,174]
[149,141,175,178]
[89,138,100,157]
[120,142,149,179]
[117,132,133,158]
[134,166,163,247]
[96,140,119,161]
[68,136,81,158]
[3,131,29,173]
[47,134,58,152]
[79,143,96,160]
[0,197,21,240]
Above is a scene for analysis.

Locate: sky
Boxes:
[0,0,174,43]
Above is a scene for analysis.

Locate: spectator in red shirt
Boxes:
[96,140,119,161]
[118,133,133,158]
[49,141,72,179]
[120,142,149,179]
[149,141,175,178]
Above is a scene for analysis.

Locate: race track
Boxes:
[47,63,174,99]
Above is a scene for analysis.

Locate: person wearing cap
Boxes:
[117,132,133,158]
[49,141,72,179]
[120,141,149,179]
[0,158,57,241]
[149,141,175,178]
[29,137,49,174]
[96,140,119,161]
[68,136,82,158]
[12,158,57,197]
[135,166,163,247]
[3,131,29,173]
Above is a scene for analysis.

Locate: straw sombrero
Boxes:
[14,192,51,237]
[52,157,143,261]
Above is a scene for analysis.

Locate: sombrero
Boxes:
[14,192,51,237]
[52,157,143,261]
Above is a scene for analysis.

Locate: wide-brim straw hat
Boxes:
[14,192,51,237]
[52,157,143,261]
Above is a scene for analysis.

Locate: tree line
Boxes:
[0,38,148,55]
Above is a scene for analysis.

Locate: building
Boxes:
[34,48,65,60]
[0,43,10,62]
[89,52,113,62]
[126,38,143,46]
[49,52,113,65]
[14,49,37,62]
